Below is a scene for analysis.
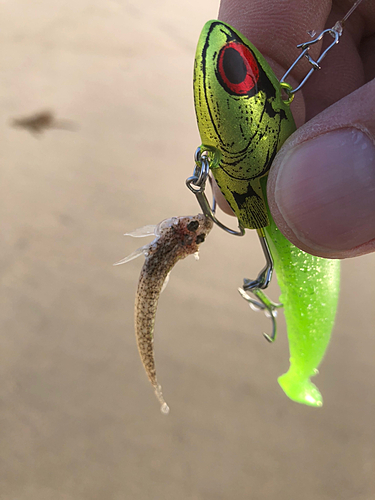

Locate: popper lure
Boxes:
[116,214,213,413]
[187,6,363,406]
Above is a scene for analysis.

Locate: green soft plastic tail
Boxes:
[278,371,323,408]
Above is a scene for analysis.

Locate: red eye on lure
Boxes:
[217,42,259,96]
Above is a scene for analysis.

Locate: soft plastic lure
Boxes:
[264,206,340,406]
[191,20,341,406]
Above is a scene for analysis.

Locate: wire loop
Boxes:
[280,0,364,96]
[186,147,245,236]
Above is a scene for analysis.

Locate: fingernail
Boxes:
[274,129,375,252]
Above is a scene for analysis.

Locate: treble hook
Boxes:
[238,287,283,342]
[243,228,274,291]
[239,227,281,341]
[186,147,245,236]
[186,147,281,341]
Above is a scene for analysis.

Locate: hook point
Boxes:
[263,332,275,343]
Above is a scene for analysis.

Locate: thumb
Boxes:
[267,79,375,259]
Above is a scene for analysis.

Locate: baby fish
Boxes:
[116,213,213,414]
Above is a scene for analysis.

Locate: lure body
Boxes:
[194,21,340,406]
[263,194,340,406]
[118,214,213,413]
[194,21,295,229]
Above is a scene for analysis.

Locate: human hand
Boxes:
[215,0,375,258]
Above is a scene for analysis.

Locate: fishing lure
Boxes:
[188,18,349,406]
[193,21,295,230]
[116,214,213,413]
[120,1,361,412]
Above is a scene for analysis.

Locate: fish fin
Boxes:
[154,384,170,415]
[160,272,171,294]
[113,245,149,266]
[124,225,157,237]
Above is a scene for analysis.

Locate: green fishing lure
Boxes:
[194,21,295,229]
[264,203,340,406]
[193,20,340,407]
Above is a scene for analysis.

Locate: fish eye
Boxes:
[187,220,199,232]
[217,41,259,96]
[196,234,206,244]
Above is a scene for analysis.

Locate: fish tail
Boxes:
[278,370,323,407]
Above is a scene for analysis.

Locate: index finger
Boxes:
[218,0,371,125]
[218,0,375,66]
[218,0,331,77]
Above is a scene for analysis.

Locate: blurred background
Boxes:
[1,1,375,499]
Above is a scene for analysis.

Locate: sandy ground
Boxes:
[1,1,375,499]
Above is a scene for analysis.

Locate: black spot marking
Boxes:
[187,220,199,232]
[222,47,247,84]
[196,234,206,244]
[232,184,259,207]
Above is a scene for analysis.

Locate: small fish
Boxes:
[116,213,213,414]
